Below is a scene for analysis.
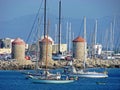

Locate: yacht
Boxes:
[63,65,108,78]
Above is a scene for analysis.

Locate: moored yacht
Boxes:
[63,17,108,78]
[63,65,108,78]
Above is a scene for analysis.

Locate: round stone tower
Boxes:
[12,38,25,64]
[39,37,53,64]
[72,36,87,60]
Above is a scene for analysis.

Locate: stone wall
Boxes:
[73,42,86,60]
[0,58,120,70]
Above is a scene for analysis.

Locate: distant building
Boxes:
[93,44,102,55]
[0,38,14,54]
[0,48,11,54]
[0,38,29,55]
[52,44,67,54]
[28,43,37,52]
[0,39,4,48]
[1,38,14,48]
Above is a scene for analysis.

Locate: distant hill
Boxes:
[0,14,119,49]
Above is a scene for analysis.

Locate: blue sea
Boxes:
[0,68,120,90]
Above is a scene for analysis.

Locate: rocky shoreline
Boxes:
[0,59,120,70]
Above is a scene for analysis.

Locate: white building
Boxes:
[93,44,102,55]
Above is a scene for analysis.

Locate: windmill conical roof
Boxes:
[72,36,85,42]
[12,38,25,45]
[40,37,52,44]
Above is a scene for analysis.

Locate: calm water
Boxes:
[0,68,120,90]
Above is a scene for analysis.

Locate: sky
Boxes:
[0,0,120,47]
[0,0,120,21]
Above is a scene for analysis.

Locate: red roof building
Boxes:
[40,37,52,44]
[12,38,25,45]
[72,36,85,42]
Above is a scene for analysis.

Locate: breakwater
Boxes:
[0,60,34,70]
[0,59,120,70]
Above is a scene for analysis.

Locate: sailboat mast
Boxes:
[44,0,47,38]
[43,0,48,70]
[36,18,40,71]
[54,24,57,53]
[45,20,49,70]
[58,0,61,53]
[94,19,97,58]
[55,24,57,44]
[112,17,115,51]
[110,22,113,51]
[66,22,68,48]
[83,16,86,69]
[95,20,97,45]
[68,22,71,53]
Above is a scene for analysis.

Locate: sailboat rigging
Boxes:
[52,0,66,60]
[63,17,108,78]
[25,18,43,79]
[30,0,76,84]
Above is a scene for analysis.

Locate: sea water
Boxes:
[0,68,120,90]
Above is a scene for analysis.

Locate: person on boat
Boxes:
[66,76,68,80]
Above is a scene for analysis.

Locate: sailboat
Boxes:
[21,18,42,76]
[52,0,66,60]
[30,0,76,84]
[25,18,45,79]
[102,22,115,60]
[63,17,108,78]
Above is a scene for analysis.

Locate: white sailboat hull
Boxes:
[63,66,108,78]
[69,73,108,78]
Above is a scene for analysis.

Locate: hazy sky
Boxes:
[0,0,120,21]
